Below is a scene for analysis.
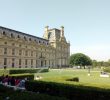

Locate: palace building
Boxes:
[0,26,70,69]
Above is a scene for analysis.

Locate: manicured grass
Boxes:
[35,68,110,89]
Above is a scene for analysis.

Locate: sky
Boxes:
[0,0,110,61]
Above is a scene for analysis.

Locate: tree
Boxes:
[70,53,92,68]
[92,60,110,68]
[92,60,97,68]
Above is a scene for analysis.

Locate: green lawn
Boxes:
[35,68,110,89]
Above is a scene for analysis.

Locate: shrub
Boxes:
[0,84,68,100]
[25,80,110,100]
[103,67,110,73]
[66,77,79,82]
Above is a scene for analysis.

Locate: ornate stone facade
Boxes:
[0,26,70,69]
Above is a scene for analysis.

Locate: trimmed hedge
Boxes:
[10,74,34,80]
[25,81,110,100]
[0,69,9,75]
[0,84,68,100]
[0,68,49,75]
[9,68,49,74]
[66,77,79,82]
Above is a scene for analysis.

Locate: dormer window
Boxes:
[3,31,6,36]
[11,33,14,38]
[24,36,27,40]
[18,35,20,38]
[29,38,31,41]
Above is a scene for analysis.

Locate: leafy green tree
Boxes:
[103,62,109,67]
[92,60,110,68]
[70,53,92,68]
[97,61,104,67]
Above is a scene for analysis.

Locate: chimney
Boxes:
[60,26,64,37]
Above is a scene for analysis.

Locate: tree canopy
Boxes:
[70,53,92,67]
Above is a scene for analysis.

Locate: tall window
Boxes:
[36,60,37,68]
[19,50,22,55]
[36,52,37,58]
[45,60,46,66]
[25,51,28,56]
[4,58,7,65]
[19,59,21,65]
[31,59,33,68]
[41,61,43,67]
[4,58,7,69]
[41,53,42,57]
[49,60,50,66]
[12,49,15,55]
[31,51,33,56]
[4,48,7,54]
[25,59,27,68]
[12,58,15,68]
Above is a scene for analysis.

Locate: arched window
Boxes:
[24,36,27,40]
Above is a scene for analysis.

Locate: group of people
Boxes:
[0,75,27,88]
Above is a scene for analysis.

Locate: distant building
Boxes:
[0,26,70,69]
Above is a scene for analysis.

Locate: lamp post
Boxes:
[88,66,91,76]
